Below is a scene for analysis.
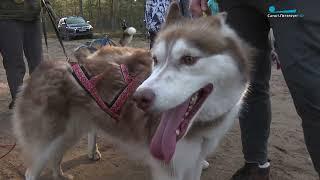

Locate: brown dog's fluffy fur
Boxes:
[13,46,157,179]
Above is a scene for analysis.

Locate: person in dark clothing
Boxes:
[121,19,128,31]
[189,0,320,179]
[0,0,50,109]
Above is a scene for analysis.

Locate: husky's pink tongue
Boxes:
[150,99,190,163]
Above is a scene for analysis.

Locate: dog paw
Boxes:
[53,174,74,180]
[201,160,210,170]
[25,169,36,180]
[88,149,101,161]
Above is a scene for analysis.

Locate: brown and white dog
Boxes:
[133,2,253,180]
[13,45,154,180]
[12,2,252,180]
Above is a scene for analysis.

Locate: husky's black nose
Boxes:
[133,88,155,111]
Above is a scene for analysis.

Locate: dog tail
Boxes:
[119,27,137,47]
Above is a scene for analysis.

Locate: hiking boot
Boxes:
[231,161,270,180]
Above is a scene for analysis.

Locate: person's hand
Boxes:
[189,0,209,17]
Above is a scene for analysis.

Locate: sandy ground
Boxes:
[0,37,318,180]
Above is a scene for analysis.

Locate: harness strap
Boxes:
[71,63,118,119]
[120,64,132,83]
[70,63,142,121]
[110,65,141,114]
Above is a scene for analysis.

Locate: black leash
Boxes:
[0,143,16,160]
[41,0,70,61]
[41,6,48,52]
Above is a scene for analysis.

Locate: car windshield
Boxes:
[66,17,85,24]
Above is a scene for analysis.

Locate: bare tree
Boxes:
[79,0,83,16]
[111,0,119,30]
[50,0,145,32]
[88,0,93,19]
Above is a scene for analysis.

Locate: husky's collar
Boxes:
[70,62,140,121]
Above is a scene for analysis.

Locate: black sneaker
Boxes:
[231,161,270,180]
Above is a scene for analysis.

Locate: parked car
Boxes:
[58,16,93,40]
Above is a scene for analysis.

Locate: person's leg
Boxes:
[219,1,272,165]
[271,0,320,175]
[282,61,320,176]
[149,31,157,49]
[23,20,43,74]
[0,20,26,105]
[180,0,191,17]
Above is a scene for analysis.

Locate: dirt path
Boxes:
[0,38,318,180]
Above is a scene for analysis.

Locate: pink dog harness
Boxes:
[70,63,141,121]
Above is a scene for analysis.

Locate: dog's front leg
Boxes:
[151,171,182,180]
[150,163,183,180]
[183,159,204,180]
[87,130,101,161]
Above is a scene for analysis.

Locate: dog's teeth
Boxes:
[190,99,195,107]
[190,94,198,105]
[176,129,180,136]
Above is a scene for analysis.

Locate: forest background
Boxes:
[50,0,145,33]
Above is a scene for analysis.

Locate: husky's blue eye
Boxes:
[181,56,198,65]
[153,56,158,66]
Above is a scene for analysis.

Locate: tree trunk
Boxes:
[73,0,77,15]
[96,0,102,32]
[79,0,83,16]
[111,0,119,31]
[88,0,93,19]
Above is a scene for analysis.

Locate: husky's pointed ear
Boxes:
[73,45,95,63]
[121,50,152,77]
[165,1,183,25]
[216,12,228,24]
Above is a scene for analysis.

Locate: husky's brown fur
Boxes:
[13,46,157,179]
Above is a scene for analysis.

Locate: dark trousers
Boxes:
[0,20,42,100]
[149,31,157,49]
[219,0,320,175]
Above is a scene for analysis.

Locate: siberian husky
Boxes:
[12,2,252,180]
[133,2,253,180]
[13,45,153,180]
